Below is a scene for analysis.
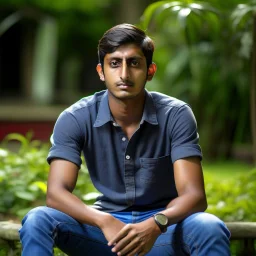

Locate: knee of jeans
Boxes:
[193,213,230,239]
[21,206,51,232]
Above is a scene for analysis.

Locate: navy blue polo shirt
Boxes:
[47,90,202,212]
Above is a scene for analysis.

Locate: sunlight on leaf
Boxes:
[15,191,36,201]
[179,8,191,17]
[190,3,203,10]
[0,148,8,157]
[172,6,181,12]
[30,181,47,193]
[82,192,101,201]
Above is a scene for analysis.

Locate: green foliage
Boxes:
[140,0,254,160]
[205,169,256,221]
[0,133,255,223]
[0,0,115,13]
[0,133,97,220]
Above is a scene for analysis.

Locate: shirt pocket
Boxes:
[135,155,176,204]
[138,155,173,184]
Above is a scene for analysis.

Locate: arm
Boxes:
[160,156,207,223]
[46,159,125,240]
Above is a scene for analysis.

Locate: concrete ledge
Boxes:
[0,221,21,241]
[0,220,256,255]
[1,221,256,241]
[226,222,256,239]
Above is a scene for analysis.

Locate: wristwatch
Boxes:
[153,213,168,233]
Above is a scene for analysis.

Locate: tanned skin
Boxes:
[47,43,207,256]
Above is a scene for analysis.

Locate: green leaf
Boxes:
[30,181,47,193]
[15,191,36,201]
[140,1,182,29]
[82,192,101,201]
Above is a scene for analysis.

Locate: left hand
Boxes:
[108,217,161,256]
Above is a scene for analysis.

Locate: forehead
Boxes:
[105,43,145,60]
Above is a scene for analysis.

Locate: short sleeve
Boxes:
[170,104,202,163]
[47,111,84,167]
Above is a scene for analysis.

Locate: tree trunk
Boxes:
[251,14,256,166]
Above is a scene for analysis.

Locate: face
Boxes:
[96,43,156,102]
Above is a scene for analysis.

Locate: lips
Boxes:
[117,81,134,87]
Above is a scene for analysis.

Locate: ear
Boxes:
[147,63,157,81]
[96,64,105,81]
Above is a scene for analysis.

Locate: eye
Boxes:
[130,59,139,67]
[110,60,120,68]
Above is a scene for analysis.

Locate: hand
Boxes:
[99,214,126,242]
[108,217,161,256]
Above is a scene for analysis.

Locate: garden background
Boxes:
[0,0,256,255]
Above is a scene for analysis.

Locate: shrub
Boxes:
[0,133,97,220]
[205,169,256,221]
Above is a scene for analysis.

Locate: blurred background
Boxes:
[0,0,255,164]
[0,1,256,254]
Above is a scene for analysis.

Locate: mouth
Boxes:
[117,81,134,89]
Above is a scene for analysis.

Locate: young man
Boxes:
[20,24,230,255]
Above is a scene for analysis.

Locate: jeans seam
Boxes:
[183,234,198,256]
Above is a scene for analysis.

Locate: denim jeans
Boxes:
[19,206,230,255]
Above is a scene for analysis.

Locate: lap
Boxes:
[23,207,229,256]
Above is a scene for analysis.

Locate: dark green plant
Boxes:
[140,0,254,160]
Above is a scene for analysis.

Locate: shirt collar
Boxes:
[93,90,158,128]
[93,91,112,127]
[141,90,158,125]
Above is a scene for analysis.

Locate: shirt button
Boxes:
[113,122,118,126]
[126,155,130,160]
[122,137,126,141]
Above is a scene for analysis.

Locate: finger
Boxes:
[112,236,132,254]
[108,224,132,246]
[125,246,143,256]
[115,237,140,255]
[108,227,129,246]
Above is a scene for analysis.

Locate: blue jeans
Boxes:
[19,206,230,255]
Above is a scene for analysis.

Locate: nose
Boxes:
[120,60,129,80]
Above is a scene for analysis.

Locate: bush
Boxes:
[1,133,255,222]
[205,169,256,221]
[0,133,97,220]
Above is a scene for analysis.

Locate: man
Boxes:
[20,23,230,255]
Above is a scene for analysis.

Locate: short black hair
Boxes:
[98,23,154,69]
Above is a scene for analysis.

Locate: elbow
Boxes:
[46,194,53,208]
[200,195,208,212]
[46,190,57,208]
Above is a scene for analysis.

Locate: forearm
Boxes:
[46,188,110,228]
[160,193,207,226]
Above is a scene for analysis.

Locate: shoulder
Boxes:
[65,90,106,116]
[149,91,187,108]
[148,91,189,115]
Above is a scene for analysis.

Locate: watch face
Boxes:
[156,214,168,225]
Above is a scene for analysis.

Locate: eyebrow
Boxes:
[106,52,144,59]
[107,56,144,61]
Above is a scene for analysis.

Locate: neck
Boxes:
[108,91,146,126]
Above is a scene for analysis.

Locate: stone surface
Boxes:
[0,221,21,241]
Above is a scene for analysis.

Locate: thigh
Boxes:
[148,212,230,256]
[25,206,116,256]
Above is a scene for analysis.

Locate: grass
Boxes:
[202,160,254,180]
